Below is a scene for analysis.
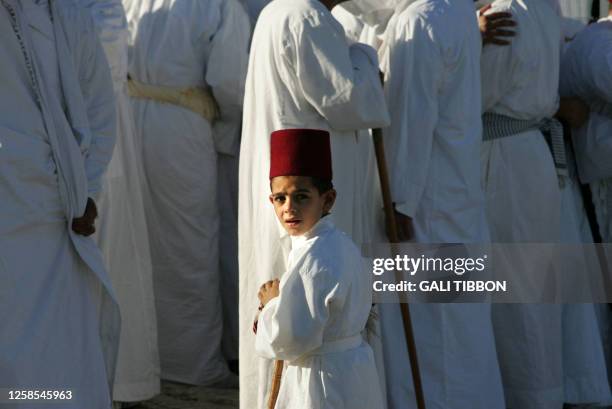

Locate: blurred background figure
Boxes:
[79,1,161,408]
[122,0,250,388]
[558,0,610,38]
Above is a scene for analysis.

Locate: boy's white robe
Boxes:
[123,0,250,385]
[256,219,384,409]
[80,0,161,401]
[379,1,505,408]
[238,0,390,407]
[0,0,119,407]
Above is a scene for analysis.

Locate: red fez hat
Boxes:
[269,129,332,180]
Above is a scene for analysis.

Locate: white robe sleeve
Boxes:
[77,16,117,198]
[385,19,443,217]
[287,14,390,131]
[206,0,251,155]
[206,0,251,123]
[255,263,341,362]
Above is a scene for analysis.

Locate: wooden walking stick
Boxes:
[372,127,427,409]
[267,359,284,409]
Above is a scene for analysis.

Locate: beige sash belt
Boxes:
[127,78,220,123]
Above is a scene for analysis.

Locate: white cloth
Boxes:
[238,0,390,407]
[255,219,384,409]
[0,0,119,407]
[558,21,612,405]
[561,18,612,244]
[80,0,161,401]
[480,1,564,408]
[123,0,250,385]
[560,19,612,184]
[330,8,391,406]
[559,151,611,404]
[379,1,504,408]
[558,0,592,24]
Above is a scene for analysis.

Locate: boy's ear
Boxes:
[322,189,337,214]
[269,194,275,205]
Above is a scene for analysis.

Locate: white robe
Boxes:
[0,0,119,407]
[379,1,505,408]
[480,1,564,408]
[81,0,160,401]
[255,218,384,409]
[215,1,250,358]
[561,18,612,243]
[557,20,612,405]
[238,0,390,407]
[560,20,612,404]
[123,0,251,385]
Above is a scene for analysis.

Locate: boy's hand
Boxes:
[258,279,280,307]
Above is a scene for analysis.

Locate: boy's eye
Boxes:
[274,196,286,203]
[295,194,308,201]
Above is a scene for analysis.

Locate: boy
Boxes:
[254,129,384,409]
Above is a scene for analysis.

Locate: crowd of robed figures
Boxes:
[1,0,612,409]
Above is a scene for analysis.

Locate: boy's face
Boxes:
[269,176,336,236]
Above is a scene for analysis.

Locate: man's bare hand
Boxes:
[258,279,280,307]
[394,210,415,242]
[479,4,516,46]
[557,97,590,129]
[72,197,98,236]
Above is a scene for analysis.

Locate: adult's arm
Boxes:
[76,11,117,199]
[286,11,390,131]
[383,17,443,219]
[206,0,251,154]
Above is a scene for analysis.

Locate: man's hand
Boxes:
[394,210,415,242]
[479,4,516,46]
[557,97,590,129]
[258,279,280,308]
[72,197,98,236]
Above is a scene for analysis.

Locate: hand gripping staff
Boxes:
[372,126,427,409]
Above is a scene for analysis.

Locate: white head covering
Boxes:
[342,0,412,30]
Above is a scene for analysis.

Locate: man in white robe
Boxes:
[0,0,119,408]
[479,1,573,408]
[561,14,612,406]
[554,12,612,408]
[561,13,612,244]
[238,0,390,407]
[79,0,161,405]
[123,0,251,386]
[379,1,505,408]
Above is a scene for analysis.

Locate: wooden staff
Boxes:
[267,359,284,409]
[373,127,427,409]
